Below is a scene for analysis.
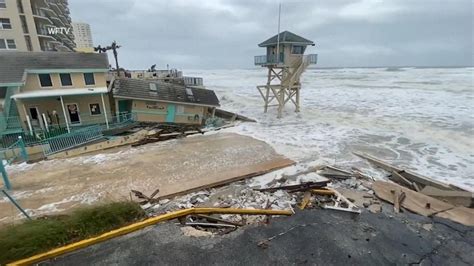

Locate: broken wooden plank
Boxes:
[322,188,361,214]
[214,108,257,122]
[354,152,456,191]
[413,182,421,192]
[393,190,401,213]
[390,170,415,189]
[257,181,330,193]
[154,158,296,201]
[372,181,453,217]
[299,191,312,210]
[311,189,335,196]
[420,186,473,208]
[324,165,352,175]
[435,206,474,226]
[194,214,242,226]
[183,222,237,228]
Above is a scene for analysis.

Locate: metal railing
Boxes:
[254,53,318,65]
[254,54,284,65]
[0,113,137,148]
[1,136,28,190]
[183,76,204,86]
[307,54,318,64]
[40,125,104,156]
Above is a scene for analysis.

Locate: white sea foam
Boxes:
[188,67,474,191]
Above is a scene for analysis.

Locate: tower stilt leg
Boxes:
[264,86,269,113]
[278,87,284,118]
[295,87,300,112]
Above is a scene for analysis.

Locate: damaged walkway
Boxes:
[0,133,293,223]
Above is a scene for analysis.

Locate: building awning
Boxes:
[11,87,108,99]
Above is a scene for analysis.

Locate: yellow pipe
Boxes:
[9,207,292,265]
[311,189,335,196]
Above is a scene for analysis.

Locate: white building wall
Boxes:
[72,22,93,48]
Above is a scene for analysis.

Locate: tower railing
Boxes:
[254,54,284,65]
[306,54,318,64]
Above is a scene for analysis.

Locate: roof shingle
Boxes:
[0,52,109,84]
[113,78,220,107]
[258,31,315,47]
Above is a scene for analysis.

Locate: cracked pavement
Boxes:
[44,203,474,265]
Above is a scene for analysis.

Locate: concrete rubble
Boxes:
[135,163,383,234]
[133,153,474,235]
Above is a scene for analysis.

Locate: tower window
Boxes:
[291,45,305,54]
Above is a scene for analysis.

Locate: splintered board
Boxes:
[372,181,453,217]
[435,206,474,226]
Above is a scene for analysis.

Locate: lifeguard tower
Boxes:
[255,31,317,118]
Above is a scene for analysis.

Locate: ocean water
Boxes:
[188,67,474,191]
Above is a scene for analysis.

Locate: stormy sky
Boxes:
[69,0,473,69]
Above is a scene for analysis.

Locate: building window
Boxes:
[17,0,24,13]
[20,15,28,33]
[38,74,53,87]
[60,73,72,86]
[0,87,7,98]
[6,39,16,49]
[83,73,95,85]
[291,45,305,54]
[0,18,12,29]
[0,0,6,8]
[24,35,32,51]
[0,39,16,50]
[176,105,185,114]
[89,103,101,115]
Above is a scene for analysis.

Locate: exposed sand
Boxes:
[1,133,293,225]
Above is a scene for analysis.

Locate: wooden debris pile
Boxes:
[132,124,204,146]
[356,152,474,226]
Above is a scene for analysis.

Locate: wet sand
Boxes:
[0,133,293,225]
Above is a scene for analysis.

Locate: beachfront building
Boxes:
[0,51,112,137]
[0,0,75,52]
[113,78,219,125]
[255,31,317,118]
[129,69,205,88]
[72,22,93,52]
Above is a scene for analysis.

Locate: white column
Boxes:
[42,113,49,132]
[21,103,33,134]
[101,93,109,129]
[26,115,33,135]
[60,96,70,133]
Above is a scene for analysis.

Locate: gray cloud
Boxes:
[69,0,473,69]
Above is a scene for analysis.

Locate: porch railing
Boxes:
[0,113,137,148]
[40,125,104,156]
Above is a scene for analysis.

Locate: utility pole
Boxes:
[94,41,122,76]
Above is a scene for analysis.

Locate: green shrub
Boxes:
[0,201,145,264]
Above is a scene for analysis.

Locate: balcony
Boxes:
[183,76,204,86]
[254,54,284,66]
[254,54,318,66]
[32,8,53,24]
[37,28,56,40]
[306,54,318,64]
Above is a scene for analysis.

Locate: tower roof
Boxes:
[258,31,315,47]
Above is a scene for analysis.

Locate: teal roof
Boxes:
[258,31,315,47]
